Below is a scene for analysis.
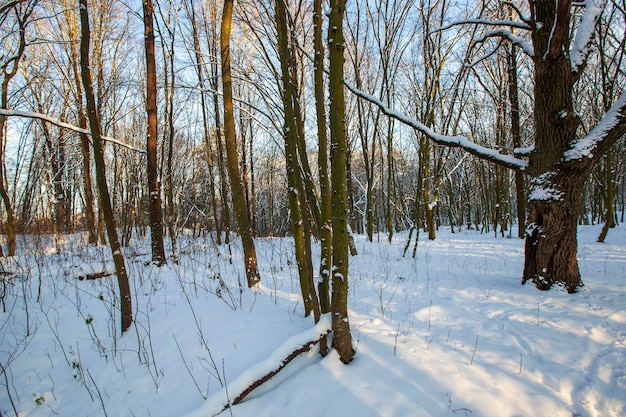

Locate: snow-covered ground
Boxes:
[1,225,625,417]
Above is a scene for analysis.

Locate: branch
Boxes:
[431,18,532,34]
[472,28,534,57]
[563,89,626,161]
[181,315,333,417]
[0,108,146,153]
[291,34,527,171]
[546,0,573,60]
[571,0,608,73]
[344,83,528,171]
[0,0,26,16]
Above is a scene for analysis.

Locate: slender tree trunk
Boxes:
[597,150,615,242]
[275,0,321,320]
[142,0,166,266]
[507,26,526,239]
[220,0,260,287]
[79,0,132,332]
[73,67,98,244]
[161,13,178,264]
[0,2,30,256]
[208,0,231,244]
[314,0,331,316]
[328,0,354,364]
[185,0,222,244]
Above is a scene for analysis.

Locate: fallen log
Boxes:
[182,314,333,417]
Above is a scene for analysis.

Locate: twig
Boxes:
[87,370,109,417]
[173,334,207,399]
[470,334,479,365]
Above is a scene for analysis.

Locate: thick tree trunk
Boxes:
[522,0,583,292]
[220,0,261,287]
[523,168,587,293]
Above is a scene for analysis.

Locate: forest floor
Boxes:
[1,224,625,417]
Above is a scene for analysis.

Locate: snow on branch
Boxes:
[571,0,607,73]
[0,108,146,153]
[563,90,626,161]
[181,315,333,417]
[344,83,528,171]
[431,18,532,34]
[472,28,534,57]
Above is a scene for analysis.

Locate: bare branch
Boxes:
[0,108,146,153]
[546,0,573,60]
[0,0,26,16]
[501,1,532,23]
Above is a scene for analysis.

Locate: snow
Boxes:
[571,0,607,72]
[563,90,626,161]
[529,171,565,201]
[0,108,146,153]
[2,226,626,417]
[345,83,528,171]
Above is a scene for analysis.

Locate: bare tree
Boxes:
[348,0,626,292]
[0,0,35,256]
[142,0,167,266]
[79,0,132,332]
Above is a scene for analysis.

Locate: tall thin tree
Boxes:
[79,0,133,333]
[328,0,355,364]
[142,0,166,266]
[220,0,261,287]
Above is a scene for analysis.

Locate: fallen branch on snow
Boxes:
[181,314,332,417]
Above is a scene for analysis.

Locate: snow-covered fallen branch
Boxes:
[0,108,146,153]
[181,314,333,417]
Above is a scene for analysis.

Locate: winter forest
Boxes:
[1,0,626,415]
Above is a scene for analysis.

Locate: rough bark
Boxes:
[220,0,261,287]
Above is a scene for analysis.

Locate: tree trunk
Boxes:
[328,0,354,364]
[142,0,166,266]
[523,0,582,292]
[275,0,320,320]
[79,0,132,333]
[314,0,331,357]
[507,22,526,239]
[220,0,261,287]
[185,0,222,244]
[523,167,588,293]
